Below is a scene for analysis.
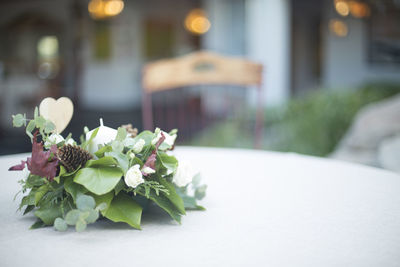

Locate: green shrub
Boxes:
[187,83,400,156]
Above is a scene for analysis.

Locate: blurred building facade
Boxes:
[0,0,399,152]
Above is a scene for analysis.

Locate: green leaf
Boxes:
[34,116,46,128]
[181,195,206,211]
[54,218,68,231]
[116,127,127,141]
[111,140,124,153]
[113,179,125,195]
[34,107,39,119]
[26,120,36,134]
[64,178,88,202]
[12,114,25,127]
[96,203,108,212]
[75,219,87,232]
[65,209,81,225]
[157,177,185,215]
[84,156,118,168]
[105,151,129,172]
[104,192,142,229]
[82,127,99,150]
[44,121,55,133]
[91,191,114,215]
[34,184,49,205]
[132,130,155,145]
[195,185,207,200]
[142,192,182,223]
[94,145,112,158]
[30,220,46,229]
[23,205,35,215]
[74,166,123,195]
[76,195,96,211]
[157,153,178,173]
[34,203,62,225]
[85,209,99,224]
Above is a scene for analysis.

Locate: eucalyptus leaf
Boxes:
[12,114,25,127]
[35,116,46,128]
[44,121,56,133]
[195,185,207,200]
[85,209,99,224]
[65,210,81,225]
[75,219,87,232]
[26,120,36,134]
[54,218,68,232]
[91,191,114,216]
[76,195,96,211]
[34,107,39,119]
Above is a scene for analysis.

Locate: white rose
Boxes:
[152,131,177,147]
[173,161,195,187]
[133,139,145,153]
[142,166,155,175]
[124,164,144,188]
[45,133,64,147]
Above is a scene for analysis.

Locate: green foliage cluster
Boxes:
[189,83,400,156]
[12,110,206,232]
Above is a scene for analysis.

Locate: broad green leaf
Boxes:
[91,191,114,216]
[65,210,81,225]
[132,130,155,145]
[64,178,88,202]
[113,179,125,195]
[141,191,182,223]
[157,177,185,215]
[76,195,96,211]
[23,205,35,215]
[74,166,123,195]
[54,218,68,231]
[105,151,129,172]
[111,140,124,153]
[82,127,99,150]
[84,156,118,168]
[104,192,142,229]
[116,127,127,141]
[75,219,87,232]
[157,153,178,173]
[34,203,62,225]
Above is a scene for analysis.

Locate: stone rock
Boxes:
[331,93,400,170]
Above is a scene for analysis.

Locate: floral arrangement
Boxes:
[9,107,206,232]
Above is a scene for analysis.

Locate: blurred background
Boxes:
[0,0,399,172]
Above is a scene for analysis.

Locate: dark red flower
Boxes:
[142,132,165,176]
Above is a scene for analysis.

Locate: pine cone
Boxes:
[57,145,92,172]
[121,123,138,137]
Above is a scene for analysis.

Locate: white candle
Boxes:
[86,118,117,154]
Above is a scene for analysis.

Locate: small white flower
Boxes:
[124,164,144,188]
[152,131,177,147]
[44,133,64,147]
[129,152,135,159]
[133,139,145,153]
[173,161,195,187]
[142,166,156,175]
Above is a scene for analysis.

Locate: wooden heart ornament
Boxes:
[39,97,74,134]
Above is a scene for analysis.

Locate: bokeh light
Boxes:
[37,36,59,59]
[329,19,348,37]
[349,1,371,18]
[335,1,350,16]
[88,0,124,20]
[184,9,211,35]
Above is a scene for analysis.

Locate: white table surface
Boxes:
[1,147,400,267]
